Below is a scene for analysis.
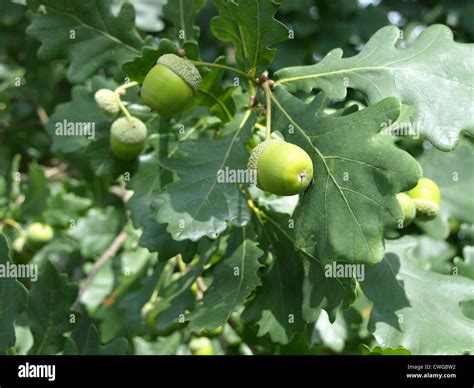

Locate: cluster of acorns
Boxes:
[94,52,441,215]
[246,134,442,226]
[396,178,441,227]
[93,51,316,196]
[94,88,148,161]
[93,54,203,161]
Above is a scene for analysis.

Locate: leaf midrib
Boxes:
[269,92,373,260]
[42,1,142,56]
[174,110,252,228]
[276,66,473,90]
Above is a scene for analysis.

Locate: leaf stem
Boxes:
[248,79,256,96]
[114,81,139,121]
[119,81,139,91]
[241,187,267,219]
[262,82,272,141]
[196,277,207,293]
[191,60,255,82]
[0,218,26,239]
[177,254,186,272]
[73,230,127,310]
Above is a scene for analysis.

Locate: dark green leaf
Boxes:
[27,0,150,82]
[139,218,197,262]
[0,234,28,354]
[82,325,128,355]
[127,152,163,229]
[27,261,78,355]
[156,108,254,241]
[21,163,48,219]
[272,88,421,263]
[188,227,263,331]
[243,213,305,344]
[193,57,236,122]
[302,257,356,323]
[46,77,115,154]
[211,0,288,74]
[163,0,206,42]
[97,262,163,342]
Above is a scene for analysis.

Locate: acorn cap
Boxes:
[94,89,120,116]
[396,192,416,227]
[247,139,285,172]
[157,54,202,92]
[248,139,284,189]
[413,198,439,221]
[407,178,441,221]
[111,117,147,145]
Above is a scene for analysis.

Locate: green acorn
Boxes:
[408,178,441,221]
[396,193,416,227]
[12,236,33,264]
[94,89,120,116]
[248,140,313,196]
[141,54,202,116]
[189,337,213,356]
[110,117,147,161]
[25,222,54,249]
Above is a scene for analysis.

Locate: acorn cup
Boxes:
[141,54,202,116]
[94,88,120,116]
[407,178,441,221]
[396,192,417,227]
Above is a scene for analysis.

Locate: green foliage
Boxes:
[243,213,305,344]
[1,0,473,356]
[362,237,474,355]
[276,25,474,151]
[27,0,152,82]
[416,138,474,239]
[156,107,254,240]
[21,163,48,219]
[188,226,263,331]
[81,325,128,355]
[211,0,288,74]
[271,90,421,263]
[27,261,78,355]
[68,207,122,257]
[0,234,27,354]
[163,0,206,42]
